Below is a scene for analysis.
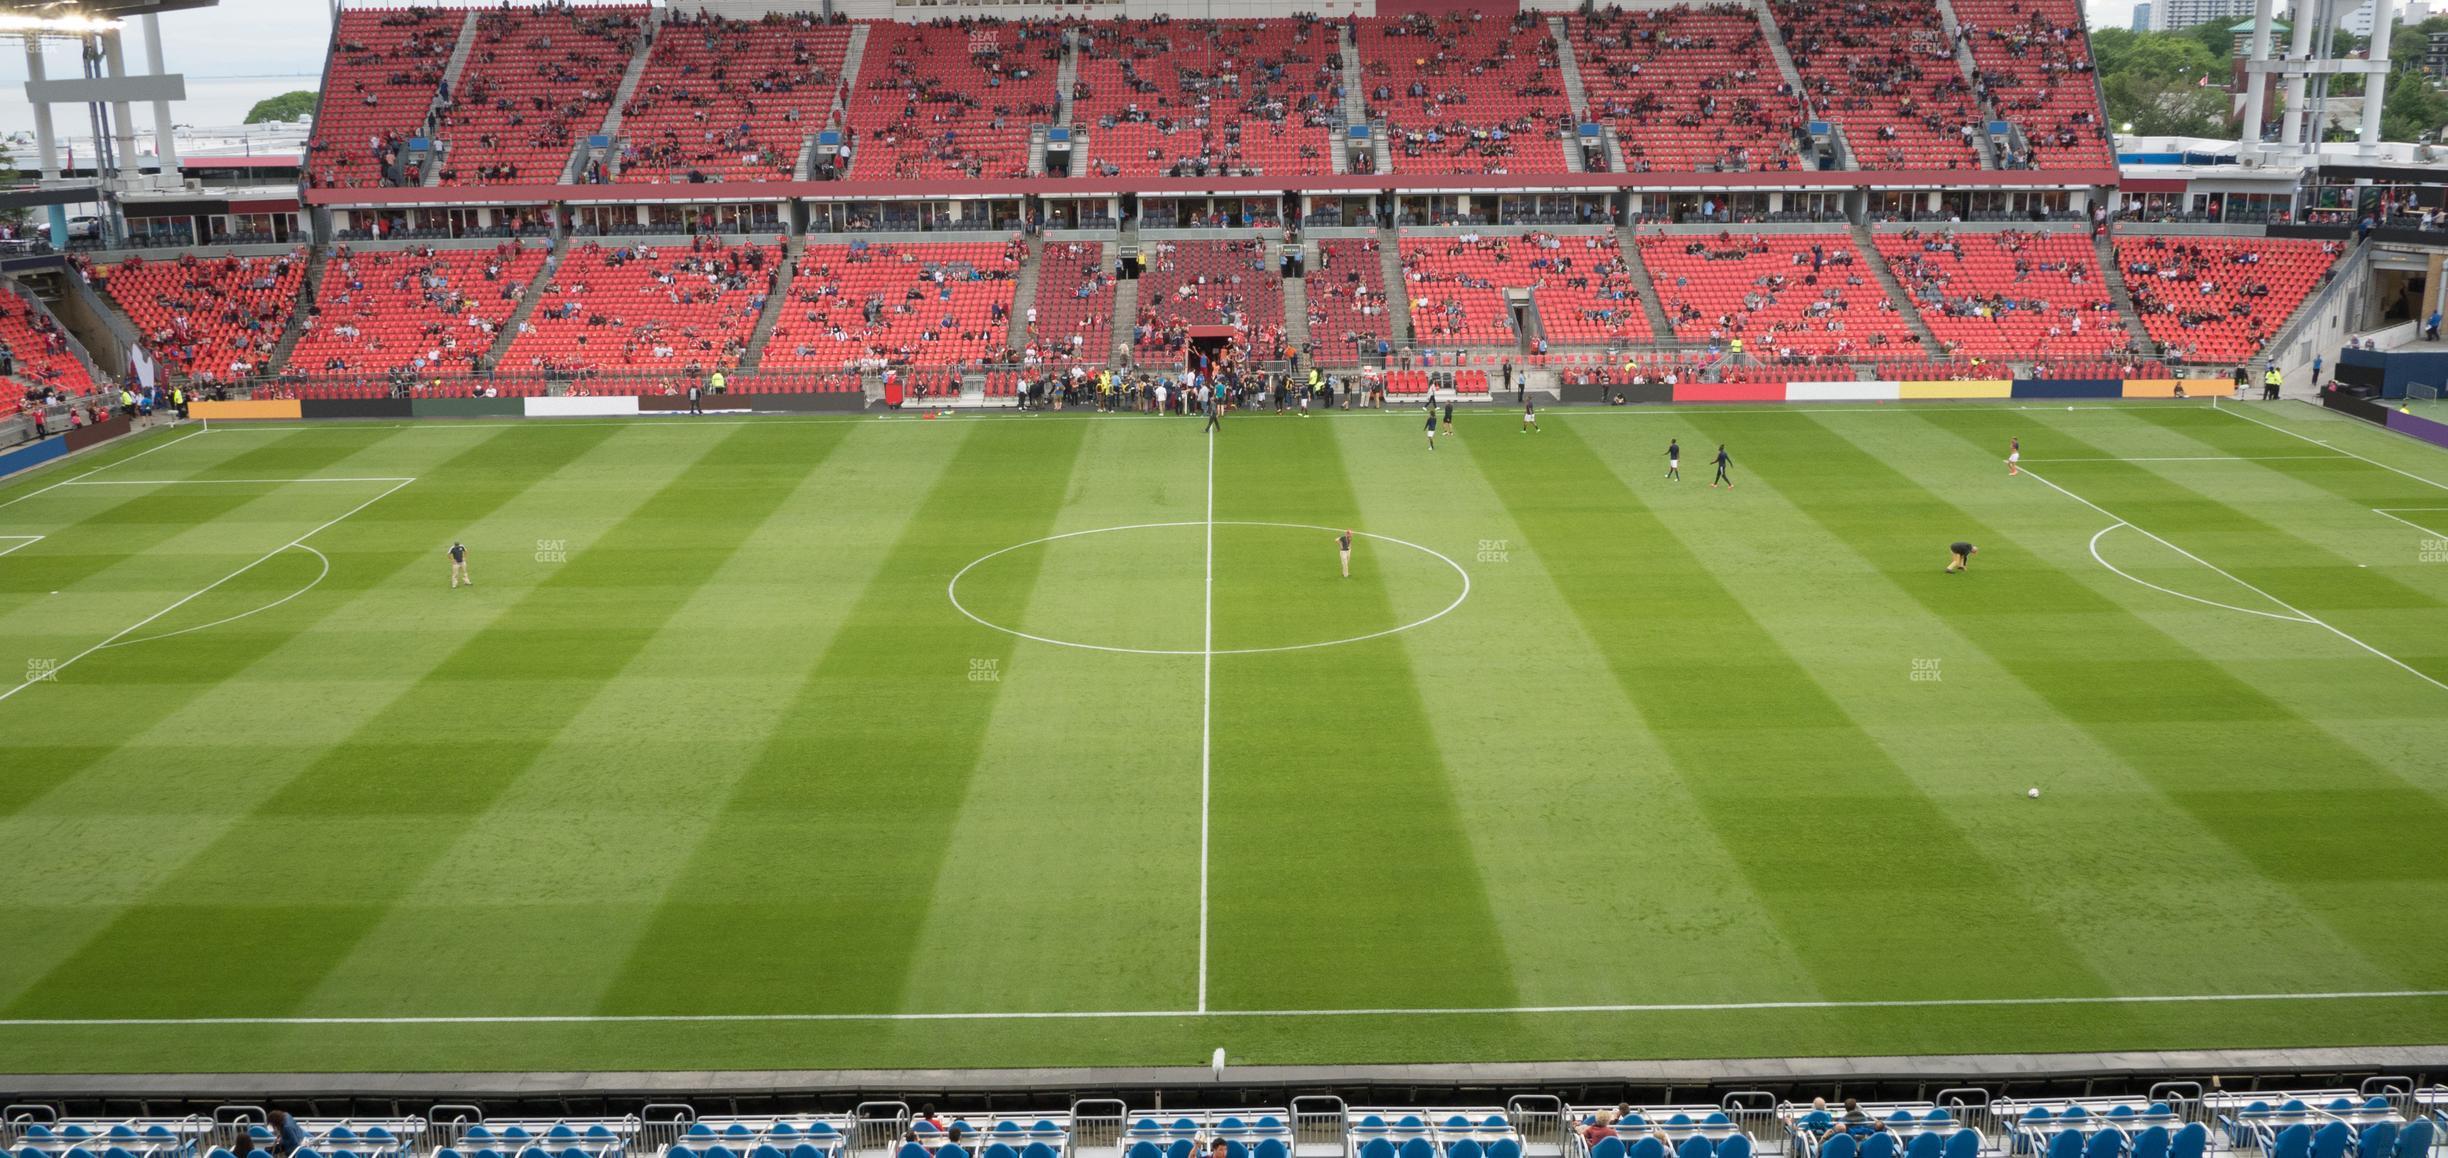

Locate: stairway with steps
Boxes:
[1110,278,1140,364]
[419,11,483,186]
[1752,0,1809,110]
[1612,222,1677,341]
[1280,241,1310,360]
[738,239,801,371]
[1853,224,1946,358]
[1928,0,1999,169]
[1371,126,1393,178]
[483,235,569,372]
[2093,232,2160,360]
[1547,16,1591,122]
[264,245,334,377]
[1376,230,1411,349]
[1008,233,1047,356]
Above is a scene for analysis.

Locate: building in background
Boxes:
[2134,2,2155,29]
[2152,0,2257,30]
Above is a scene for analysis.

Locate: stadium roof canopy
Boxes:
[0,0,217,21]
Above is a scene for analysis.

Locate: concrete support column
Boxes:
[141,15,178,176]
[2239,0,2278,154]
[101,29,140,180]
[2358,0,2396,155]
[24,38,67,246]
[2279,0,2315,149]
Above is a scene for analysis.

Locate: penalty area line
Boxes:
[3,989,2447,1027]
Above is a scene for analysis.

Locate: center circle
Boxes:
[948,521,1471,655]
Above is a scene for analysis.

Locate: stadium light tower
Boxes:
[6,0,199,245]
[2244,0,2398,159]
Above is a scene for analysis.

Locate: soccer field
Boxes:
[3,399,2446,1076]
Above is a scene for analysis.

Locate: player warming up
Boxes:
[1665,438,1681,480]
[1338,529,1353,578]
[2008,437,2021,476]
[1946,541,1977,573]
[447,540,472,589]
[1710,444,1733,488]
[1425,393,1439,451]
[1522,394,1538,433]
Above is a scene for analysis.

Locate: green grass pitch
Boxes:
[2,399,2446,1075]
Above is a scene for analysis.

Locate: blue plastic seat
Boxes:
[1448,1140,1483,1158]
[1718,1136,1752,1158]
[2360,1123,2400,1158]
[2130,1128,2169,1158]
[1030,1126,1059,1140]
[1444,1120,1470,1133]
[1588,1138,1627,1158]
[1164,1141,1192,1158]
[1022,1145,1057,1158]
[1127,1144,1161,1158]
[894,1147,928,1158]
[2108,1110,2137,1123]
[2083,1129,2126,1158]
[785,1146,821,1158]
[1487,1141,1521,1158]
[937,1148,967,1158]
[2061,1110,2090,1125]
[2163,1126,2203,1158]
[1860,1134,1899,1158]
[1251,1144,1285,1158]
[1904,1133,1941,1158]
[2269,1125,2312,1158]
[2391,1122,2432,1158]
[1398,1139,1434,1158]
[706,1145,738,1158]
[1942,1132,1980,1158]
[1889,1115,1916,1128]
[1926,1113,1954,1125]
[995,1126,1024,1140]
[1357,1144,1393,1158]
[1676,1135,1713,1158]
[2041,1133,2080,1158]
[1821,1136,1857,1158]
[2311,1123,2351,1158]
[979,1144,1014,1158]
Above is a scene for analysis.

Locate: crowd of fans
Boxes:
[1953,0,2112,169]
[1774,0,1983,170]
[845,19,1062,181]
[432,6,645,186]
[612,10,851,184]
[305,6,459,189]
[1573,6,1807,174]
[99,250,306,388]
[1132,239,1289,363]
[1359,12,1573,174]
[1072,17,1343,178]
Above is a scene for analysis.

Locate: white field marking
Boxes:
[2087,523,2313,624]
[1198,428,1213,1015]
[0,534,41,557]
[0,426,208,513]
[2372,509,2448,539]
[2019,455,2347,463]
[0,477,416,706]
[3,988,2447,1027]
[101,544,331,650]
[2214,398,2448,494]
[945,521,1471,656]
[2021,467,2448,697]
[62,476,417,486]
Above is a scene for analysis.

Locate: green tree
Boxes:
[244,90,318,124]
[2093,29,2229,133]
[2380,68,2448,141]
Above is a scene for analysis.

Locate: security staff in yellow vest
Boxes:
[2263,365,2282,401]
[1729,336,1745,358]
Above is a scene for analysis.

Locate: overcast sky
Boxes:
[0,0,2142,153]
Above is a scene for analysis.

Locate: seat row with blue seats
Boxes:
[1817,1130,1980,1158]
[2259,1119,2433,1158]
[1130,1140,1285,1158]
[2016,1122,2213,1158]
[1589,1133,1753,1158]
[1361,1138,1522,1158]
[676,1145,844,1158]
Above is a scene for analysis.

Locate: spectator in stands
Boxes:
[268,1112,305,1158]
[2428,307,2442,342]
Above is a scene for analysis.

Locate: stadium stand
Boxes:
[612,11,852,184]
[8,1087,2437,1158]
[433,6,647,186]
[1568,7,1807,174]
[502,239,781,377]
[1637,232,1916,360]
[287,243,550,376]
[2113,236,2341,364]
[305,6,460,190]
[1876,229,2129,359]
[1071,18,1343,178]
[843,21,1062,181]
[761,240,1020,369]
[1400,233,1650,349]
[1948,0,2113,170]
[0,297,95,397]
[1772,0,1983,171]
[99,250,307,388]
[1355,13,1575,174]
[1132,239,1287,363]
[1306,238,1394,366]
[1024,240,1117,367]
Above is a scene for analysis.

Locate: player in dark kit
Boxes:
[447,541,471,589]
[1710,444,1733,488]
[1522,393,1538,432]
[1425,393,1439,450]
[1441,401,1454,436]
[1338,529,1353,578]
[1666,439,1681,480]
[1204,389,1221,434]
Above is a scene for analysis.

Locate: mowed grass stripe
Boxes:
[1824,409,2448,988]
[1625,411,2403,998]
[0,424,623,1011]
[1207,417,1519,1012]
[1475,418,2119,1003]
[595,420,1093,1016]
[1328,420,1826,1007]
[282,422,898,1019]
[896,420,1205,1015]
[2,423,825,1020]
